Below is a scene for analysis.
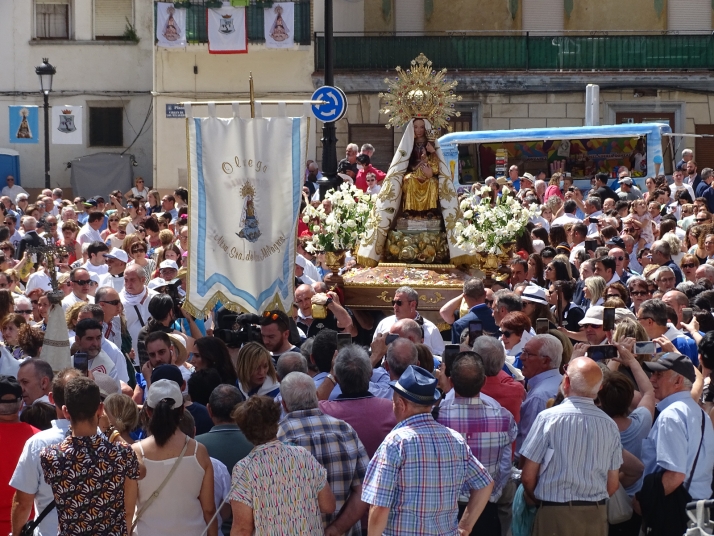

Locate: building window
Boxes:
[522,0,564,34]
[35,2,70,39]
[89,107,123,147]
[394,0,424,34]
[95,0,134,39]
[668,0,711,32]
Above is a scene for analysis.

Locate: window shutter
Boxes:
[522,0,564,34]
[95,0,133,38]
[668,0,711,32]
[394,0,424,34]
[695,125,714,171]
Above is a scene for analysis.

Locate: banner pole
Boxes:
[249,72,255,119]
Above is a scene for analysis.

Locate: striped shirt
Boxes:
[229,440,327,535]
[362,413,493,536]
[437,395,517,502]
[516,368,562,456]
[278,409,369,536]
[520,396,622,502]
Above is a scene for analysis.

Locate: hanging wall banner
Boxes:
[157,2,186,48]
[208,4,247,54]
[264,2,294,48]
[8,106,39,144]
[185,114,307,315]
[51,105,82,145]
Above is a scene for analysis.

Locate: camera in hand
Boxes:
[165,279,186,319]
[214,308,262,348]
[588,344,617,362]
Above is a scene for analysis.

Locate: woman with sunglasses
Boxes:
[626,276,652,313]
[680,253,700,283]
[128,241,155,286]
[125,177,150,202]
[499,311,531,370]
[0,242,16,269]
[605,281,631,308]
[59,220,81,265]
[101,214,121,242]
[107,218,130,250]
[544,259,571,285]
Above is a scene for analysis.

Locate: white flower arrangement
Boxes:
[301,183,374,253]
[455,188,538,255]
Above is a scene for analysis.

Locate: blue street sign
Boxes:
[311,86,347,123]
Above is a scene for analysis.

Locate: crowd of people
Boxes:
[0,145,714,536]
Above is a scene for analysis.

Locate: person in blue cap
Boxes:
[361,364,494,535]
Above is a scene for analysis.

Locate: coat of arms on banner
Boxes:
[57,109,76,133]
[237,182,261,243]
[163,6,182,41]
[219,13,235,34]
[51,106,83,144]
[9,106,39,144]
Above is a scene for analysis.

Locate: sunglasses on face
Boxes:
[15,309,32,314]
[682,263,697,269]
[99,299,121,306]
[392,299,403,306]
[501,330,513,338]
[30,300,38,305]
[72,279,91,286]
[697,219,708,223]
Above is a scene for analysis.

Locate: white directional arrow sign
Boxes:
[311,86,347,123]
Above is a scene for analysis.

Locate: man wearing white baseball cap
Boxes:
[102,248,128,292]
[578,306,609,345]
[158,259,178,282]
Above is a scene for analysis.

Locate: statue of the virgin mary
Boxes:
[356,54,474,267]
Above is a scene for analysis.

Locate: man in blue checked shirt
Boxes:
[520,357,622,536]
[362,365,494,536]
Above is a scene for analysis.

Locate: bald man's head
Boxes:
[390,318,423,343]
[565,357,603,399]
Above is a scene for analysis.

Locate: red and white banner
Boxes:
[208,5,247,54]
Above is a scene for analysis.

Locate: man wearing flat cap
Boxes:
[361,365,494,535]
[635,353,714,535]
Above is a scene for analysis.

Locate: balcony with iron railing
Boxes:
[314,32,714,71]
[154,0,311,45]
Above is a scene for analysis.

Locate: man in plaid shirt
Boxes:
[278,371,370,536]
[437,351,517,536]
[362,365,494,535]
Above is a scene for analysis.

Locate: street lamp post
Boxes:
[35,58,56,190]
[318,0,337,199]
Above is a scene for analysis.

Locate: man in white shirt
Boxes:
[594,255,620,286]
[669,169,695,202]
[4,213,22,249]
[102,248,128,292]
[10,369,80,536]
[82,241,110,276]
[76,211,104,246]
[95,286,123,350]
[372,286,445,356]
[71,305,129,384]
[73,318,118,382]
[551,200,582,227]
[568,222,588,263]
[120,263,157,359]
[17,360,53,406]
[61,267,94,312]
[2,175,27,202]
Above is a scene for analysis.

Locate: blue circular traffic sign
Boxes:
[311,86,347,123]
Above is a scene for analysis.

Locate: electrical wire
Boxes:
[121,99,153,155]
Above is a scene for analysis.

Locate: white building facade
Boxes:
[0,0,153,190]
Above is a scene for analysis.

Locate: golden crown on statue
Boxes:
[240,182,255,198]
[379,53,461,132]
[61,109,72,115]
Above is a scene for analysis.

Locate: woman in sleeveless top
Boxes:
[131,379,217,536]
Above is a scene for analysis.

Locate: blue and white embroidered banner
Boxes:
[186,113,307,314]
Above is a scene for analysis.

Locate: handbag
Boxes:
[131,437,190,531]
[638,410,706,536]
[19,500,56,536]
[606,483,633,524]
